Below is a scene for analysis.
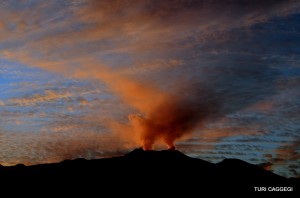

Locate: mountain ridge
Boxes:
[0,148,299,193]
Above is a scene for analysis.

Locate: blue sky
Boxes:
[0,0,300,178]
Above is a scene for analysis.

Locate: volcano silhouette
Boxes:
[1,148,299,193]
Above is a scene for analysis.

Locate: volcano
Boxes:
[1,148,299,194]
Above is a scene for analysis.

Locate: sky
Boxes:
[0,0,300,178]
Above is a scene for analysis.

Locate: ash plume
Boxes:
[128,87,219,150]
[92,66,220,150]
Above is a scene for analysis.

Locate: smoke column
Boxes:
[84,65,219,150]
[128,91,219,150]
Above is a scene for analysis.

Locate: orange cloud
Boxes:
[9,90,73,106]
[198,127,259,142]
[2,0,299,69]
[275,140,300,162]
[247,101,274,111]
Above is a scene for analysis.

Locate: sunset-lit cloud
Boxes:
[9,90,72,106]
[1,0,299,71]
[0,0,299,178]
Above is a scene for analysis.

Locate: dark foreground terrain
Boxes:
[1,148,299,194]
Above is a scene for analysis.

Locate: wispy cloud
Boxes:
[9,90,72,106]
[1,0,299,69]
